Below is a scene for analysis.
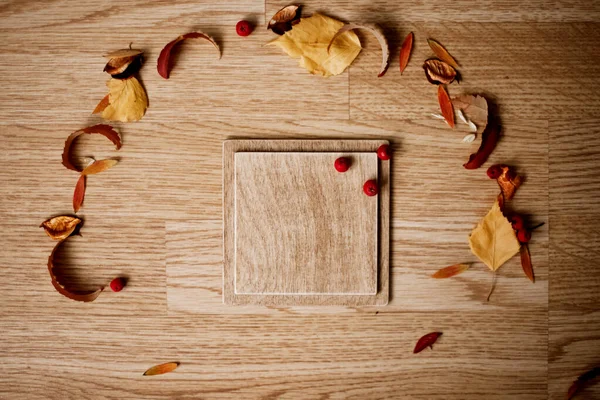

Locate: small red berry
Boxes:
[377,144,391,160]
[334,157,351,172]
[363,179,378,196]
[509,214,524,231]
[517,229,531,243]
[110,277,126,292]
[236,20,253,36]
[487,165,502,179]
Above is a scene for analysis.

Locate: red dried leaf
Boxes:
[432,263,470,279]
[47,238,103,302]
[399,32,414,74]
[496,165,522,200]
[568,367,600,399]
[437,85,454,128]
[92,95,110,114]
[328,23,389,77]
[427,38,459,69]
[157,32,220,79]
[414,332,443,354]
[520,244,534,283]
[143,362,180,376]
[267,4,300,35]
[62,125,122,172]
[463,121,500,169]
[73,175,86,213]
[81,159,118,176]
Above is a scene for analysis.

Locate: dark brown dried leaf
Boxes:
[268,5,300,35]
[423,59,457,85]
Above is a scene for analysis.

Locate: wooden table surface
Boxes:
[1,1,599,399]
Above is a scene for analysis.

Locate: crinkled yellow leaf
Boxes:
[102,77,148,122]
[469,200,521,271]
[268,13,361,77]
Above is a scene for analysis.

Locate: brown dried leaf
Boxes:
[47,238,103,302]
[423,59,457,85]
[399,32,414,74]
[328,23,389,77]
[437,85,455,128]
[92,95,110,115]
[143,362,180,376]
[157,32,220,79]
[520,244,534,283]
[73,175,86,213]
[414,332,443,354]
[451,95,488,133]
[497,165,522,200]
[568,367,600,399]
[268,4,300,35]
[81,159,118,176]
[427,38,459,69]
[40,216,81,241]
[431,263,470,279]
[62,125,122,172]
[104,55,142,79]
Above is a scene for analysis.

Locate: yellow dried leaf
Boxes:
[469,200,521,271]
[102,77,148,122]
[268,13,361,77]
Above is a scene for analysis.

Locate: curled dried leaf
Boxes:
[399,32,414,74]
[437,85,455,128]
[81,159,118,176]
[47,238,103,302]
[62,125,122,172]
[427,38,459,69]
[432,263,470,279]
[157,32,220,79]
[414,332,442,354]
[423,59,457,85]
[73,175,86,213]
[143,362,180,376]
[268,4,300,35]
[568,367,600,399]
[463,121,500,169]
[40,216,82,241]
[104,55,143,80]
[101,77,148,122]
[520,244,534,283]
[452,95,488,133]
[496,165,522,200]
[328,23,389,77]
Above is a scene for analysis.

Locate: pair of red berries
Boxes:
[509,214,531,243]
[335,145,391,196]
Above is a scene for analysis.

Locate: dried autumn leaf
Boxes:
[101,77,148,122]
[568,367,600,399]
[427,38,459,69]
[496,165,522,200]
[81,159,118,176]
[328,23,389,77]
[431,263,470,279]
[104,55,142,80]
[47,238,103,302]
[157,32,220,79]
[423,59,457,85]
[520,244,534,283]
[62,125,122,171]
[73,175,86,213]
[414,332,442,354]
[268,4,300,35]
[463,120,500,169]
[143,362,180,376]
[469,199,521,271]
[399,32,414,74]
[40,216,82,241]
[437,85,455,128]
[93,94,110,114]
[269,14,361,77]
[452,95,488,133]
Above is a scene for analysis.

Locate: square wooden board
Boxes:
[223,140,390,306]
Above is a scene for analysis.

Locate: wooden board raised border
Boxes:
[223,140,390,306]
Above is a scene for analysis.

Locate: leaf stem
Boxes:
[487,272,497,302]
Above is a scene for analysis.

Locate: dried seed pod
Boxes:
[40,216,82,241]
[103,48,143,79]
[423,59,457,85]
[267,4,300,35]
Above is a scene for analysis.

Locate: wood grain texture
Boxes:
[0,0,597,398]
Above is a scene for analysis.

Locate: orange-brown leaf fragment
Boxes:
[496,165,522,201]
[427,38,459,69]
[520,244,534,283]
[568,367,600,399]
[432,263,470,279]
[143,362,180,376]
[328,23,389,77]
[399,32,414,74]
[40,216,82,241]
[93,95,110,114]
[423,59,457,85]
[47,238,103,302]
[73,175,86,213]
[81,159,118,176]
[268,4,300,35]
[62,125,122,172]
[437,85,454,128]
[157,32,220,79]
[414,332,443,354]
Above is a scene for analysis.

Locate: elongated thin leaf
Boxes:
[73,175,86,213]
[81,159,118,176]
[427,38,459,69]
[62,125,122,172]
[437,85,454,128]
[520,244,534,283]
[399,32,413,74]
[328,23,389,77]
[431,263,470,279]
[143,362,180,376]
[93,95,110,114]
[414,332,442,354]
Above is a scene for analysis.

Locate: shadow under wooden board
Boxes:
[223,140,390,306]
